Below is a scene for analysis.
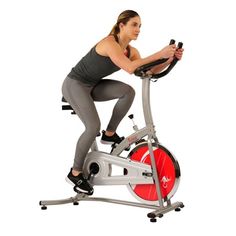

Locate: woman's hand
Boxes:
[147,46,184,75]
[159,45,176,59]
[174,48,184,60]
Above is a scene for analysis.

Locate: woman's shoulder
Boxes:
[97,35,117,45]
[95,35,117,56]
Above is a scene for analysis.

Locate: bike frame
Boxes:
[40,40,184,221]
[89,76,164,206]
[40,76,183,215]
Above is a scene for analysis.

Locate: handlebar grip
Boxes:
[152,41,183,79]
[177,42,183,49]
[134,39,183,79]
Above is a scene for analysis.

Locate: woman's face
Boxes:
[120,16,141,40]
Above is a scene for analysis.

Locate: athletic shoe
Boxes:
[100,130,124,145]
[66,169,94,195]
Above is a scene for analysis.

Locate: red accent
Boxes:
[130,145,176,201]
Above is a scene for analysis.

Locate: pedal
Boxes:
[73,186,94,196]
[110,141,130,153]
[135,138,146,145]
[73,186,81,193]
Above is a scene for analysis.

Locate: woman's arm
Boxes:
[99,36,175,74]
[149,48,184,74]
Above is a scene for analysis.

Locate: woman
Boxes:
[62,10,183,195]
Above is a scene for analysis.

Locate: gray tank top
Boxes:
[68,46,121,85]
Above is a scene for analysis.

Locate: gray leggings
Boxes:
[62,77,135,171]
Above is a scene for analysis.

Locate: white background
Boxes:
[1,0,236,235]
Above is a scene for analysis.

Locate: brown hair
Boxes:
[109,10,139,36]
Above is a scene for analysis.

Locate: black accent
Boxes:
[61,97,76,114]
[135,138,146,145]
[39,201,47,210]
[89,163,100,175]
[134,58,169,77]
[177,42,183,49]
[87,163,100,181]
[142,172,153,177]
[175,207,181,212]
[62,105,73,110]
[147,212,156,218]
[128,114,134,119]
[62,97,67,102]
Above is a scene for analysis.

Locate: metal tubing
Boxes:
[142,77,164,207]
[111,125,154,155]
[78,197,159,210]
[39,193,159,210]
[90,139,98,151]
[147,201,184,218]
[40,194,183,219]
[142,78,154,126]
[40,197,78,206]
[147,138,164,207]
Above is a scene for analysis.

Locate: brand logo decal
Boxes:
[161,176,171,188]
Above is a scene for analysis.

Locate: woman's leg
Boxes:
[91,79,135,132]
[62,77,101,172]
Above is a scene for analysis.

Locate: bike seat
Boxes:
[61,97,75,114]
[62,97,67,103]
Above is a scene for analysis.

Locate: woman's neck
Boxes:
[117,33,131,50]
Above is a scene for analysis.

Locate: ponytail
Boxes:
[109,23,119,35]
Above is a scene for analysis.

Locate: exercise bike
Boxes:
[39,40,184,222]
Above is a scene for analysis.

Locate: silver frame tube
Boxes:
[142,78,154,126]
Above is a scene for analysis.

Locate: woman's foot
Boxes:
[66,168,94,195]
[100,130,124,144]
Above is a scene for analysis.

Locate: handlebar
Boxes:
[134,39,183,80]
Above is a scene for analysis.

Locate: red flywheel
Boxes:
[127,142,180,204]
